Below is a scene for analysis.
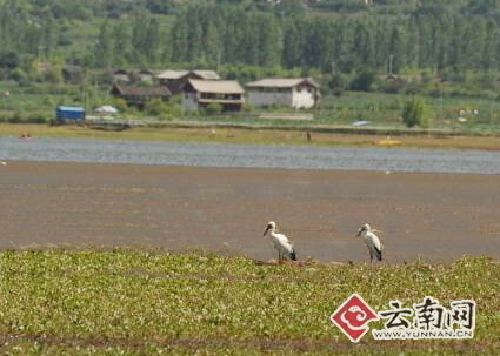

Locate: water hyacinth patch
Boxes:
[0,249,497,355]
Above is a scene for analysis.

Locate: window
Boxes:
[201,93,216,100]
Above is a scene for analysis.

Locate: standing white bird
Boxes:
[356,223,383,262]
[264,221,297,263]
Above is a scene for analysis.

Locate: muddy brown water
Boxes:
[1,161,499,262]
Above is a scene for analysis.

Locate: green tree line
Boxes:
[93,4,500,77]
[2,0,500,78]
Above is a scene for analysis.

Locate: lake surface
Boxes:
[1,137,500,174]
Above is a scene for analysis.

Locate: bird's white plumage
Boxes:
[357,223,383,262]
[272,232,294,255]
[264,221,296,262]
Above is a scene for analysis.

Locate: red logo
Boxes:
[331,294,380,342]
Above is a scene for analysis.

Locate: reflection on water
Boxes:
[1,137,500,174]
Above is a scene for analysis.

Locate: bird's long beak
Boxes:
[264,227,270,236]
[356,229,361,237]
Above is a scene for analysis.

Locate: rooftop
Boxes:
[158,69,220,80]
[187,79,244,94]
[246,78,320,88]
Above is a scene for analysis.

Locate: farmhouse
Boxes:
[110,84,170,109]
[137,69,155,83]
[158,69,220,93]
[181,79,244,112]
[112,69,130,83]
[245,78,320,109]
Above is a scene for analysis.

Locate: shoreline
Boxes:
[2,122,500,151]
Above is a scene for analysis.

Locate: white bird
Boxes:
[264,221,297,263]
[356,223,383,262]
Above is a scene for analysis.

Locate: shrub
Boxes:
[11,67,27,82]
[350,71,376,92]
[241,103,254,113]
[402,98,432,128]
[43,66,63,84]
[145,99,168,116]
[332,87,344,97]
[112,98,128,114]
[328,73,347,96]
[204,102,222,115]
[165,102,183,119]
[26,113,47,123]
[10,112,22,122]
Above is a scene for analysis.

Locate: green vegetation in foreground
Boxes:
[0,249,498,355]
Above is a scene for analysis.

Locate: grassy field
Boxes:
[0,249,497,355]
[4,79,500,135]
[2,123,500,151]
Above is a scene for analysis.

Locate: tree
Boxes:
[402,98,431,128]
[328,73,347,96]
[145,0,174,14]
[11,67,27,82]
[204,21,222,66]
[274,0,306,18]
[0,52,20,68]
[481,20,496,73]
[282,19,303,68]
[144,18,161,63]
[405,18,419,70]
[131,11,151,63]
[187,15,203,63]
[113,23,130,66]
[94,22,114,68]
[43,65,62,83]
[388,26,404,74]
[333,20,355,72]
[41,14,59,59]
[350,70,376,92]
[171,13,189,62]
[355,22,375,69]
[257,14,281,67]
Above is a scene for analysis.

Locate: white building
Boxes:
[245,78,320,109]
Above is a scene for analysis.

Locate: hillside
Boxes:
[1,0,500,77]
[2,0,500,128]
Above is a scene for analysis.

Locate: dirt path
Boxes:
[1,161,499,262]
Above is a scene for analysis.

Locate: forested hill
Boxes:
[1,0,500,80]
